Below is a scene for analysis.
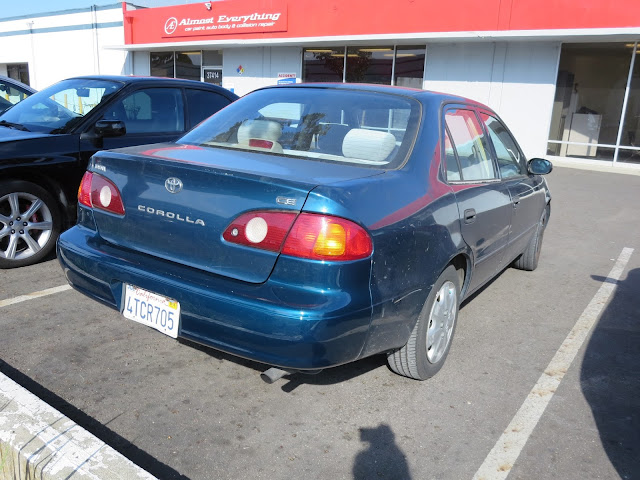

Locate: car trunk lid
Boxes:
[88,143,381,283]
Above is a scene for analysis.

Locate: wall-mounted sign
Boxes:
[203,68,222,85]
[160,1,288,38]
[277,73,296,85]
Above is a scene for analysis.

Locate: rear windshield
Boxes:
[179,87,420,169]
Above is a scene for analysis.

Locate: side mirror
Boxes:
[528,158,553,175]
[95,119,126,137]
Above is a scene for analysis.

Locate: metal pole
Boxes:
[342,46,347,83]
[613,41,637,164]
[391,45,397,86]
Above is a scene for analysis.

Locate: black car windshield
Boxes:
[0,78,123,134]
[180,87,421,169]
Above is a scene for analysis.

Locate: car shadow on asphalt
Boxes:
[581,267,640,479]
[0,359,190,480]
[177,266,518,393]
[178,338,388,392]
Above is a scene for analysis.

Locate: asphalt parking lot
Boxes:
[1,165,639,480]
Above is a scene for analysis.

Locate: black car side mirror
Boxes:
[95,119,126,137]
[528,158,553,175]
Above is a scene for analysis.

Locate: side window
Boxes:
[444,129,461,182]
[445,108,497,182]
[102,88,185,134]
[479,113,525,178]
[185,89,231,128]
[0,81,30,107]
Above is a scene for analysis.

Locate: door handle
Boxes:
[512,195,521,208]
[464,208,476,224]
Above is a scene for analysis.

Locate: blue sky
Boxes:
[1,1,203,19]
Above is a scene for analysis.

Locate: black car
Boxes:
[0,75,238,268]
[0,75,36,114]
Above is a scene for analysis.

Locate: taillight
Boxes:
[78,172,93,208]
[283,213,372,261]
[223,211,297,252]
[77,171,125,215]
[223,211,372,261]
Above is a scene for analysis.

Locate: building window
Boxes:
[302,46,426,87]
[150,52,174,78]
[176,51,201,81]
[202,50,223,86]
[150,51,215,83]
[394,46,425,88]
[302,48,345,83]
[547,42,640,164]
[346,47,393,84]
[7,63,30,85]
[619,46,640,163]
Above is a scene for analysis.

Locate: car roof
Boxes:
[0,75,37,93]
[256,82,488,109]
[64,75,238,96]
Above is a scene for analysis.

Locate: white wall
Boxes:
[498,43,561,158]
[425,42,561,158]
[222,46,302,96]
[0,7,126,89]
[132,51,150,76]
[424,43,496,104]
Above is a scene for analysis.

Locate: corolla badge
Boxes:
[165,177,183,194]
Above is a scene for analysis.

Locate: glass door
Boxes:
[202,50,223,86]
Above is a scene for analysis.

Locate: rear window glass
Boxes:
[179,87,420,168]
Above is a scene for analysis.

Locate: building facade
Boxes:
[2,0,640,167]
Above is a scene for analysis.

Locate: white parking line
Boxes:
[0,284,71,308]
[472,247,634,480]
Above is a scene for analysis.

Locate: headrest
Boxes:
[237,120,282,145]
[342,128,396,163]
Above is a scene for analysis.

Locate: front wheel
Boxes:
[0,180,62,269]
[387,265,460,380]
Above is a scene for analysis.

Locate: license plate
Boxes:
[122,284,180,338]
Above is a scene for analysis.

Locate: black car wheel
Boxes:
[513,205,548,272]
[387,265,460,380]
[0,180,62,269]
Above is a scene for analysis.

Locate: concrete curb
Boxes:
[0,372,156,480]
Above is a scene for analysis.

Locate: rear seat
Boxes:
[237,119,283,153]
[341,128,396,163]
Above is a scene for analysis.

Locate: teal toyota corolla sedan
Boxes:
[57,84,552,382]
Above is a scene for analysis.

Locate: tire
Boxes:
[0,180,62,269]
[513,205,549,272]
[387,265,460,380]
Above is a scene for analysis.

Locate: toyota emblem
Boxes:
[165,177,183,194]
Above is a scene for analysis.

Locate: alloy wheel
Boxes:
[425,280,457,364]
[0,191,54,261]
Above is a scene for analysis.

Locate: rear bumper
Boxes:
[57,226,373,370]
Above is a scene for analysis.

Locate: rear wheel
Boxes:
[387,265,460,380]
[0,180,61,269]
[513,205,548,272]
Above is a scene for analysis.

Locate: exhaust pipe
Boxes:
[260,367,291,384]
